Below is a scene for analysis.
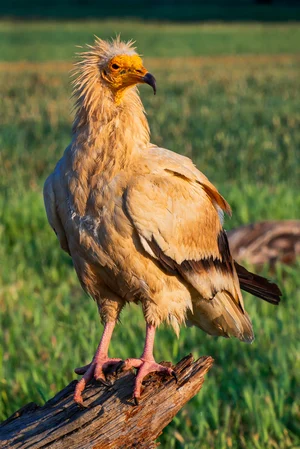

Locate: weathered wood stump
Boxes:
[228,220,300,266]
[0,355,213,449]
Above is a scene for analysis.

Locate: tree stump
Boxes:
[228,220,300,266]
[0,355,213,449]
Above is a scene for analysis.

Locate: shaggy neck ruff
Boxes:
[70,49,150,180]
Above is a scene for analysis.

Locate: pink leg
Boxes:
[74,321,121,406]
[118,324,177,404]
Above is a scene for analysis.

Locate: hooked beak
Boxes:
[143,72,156,95]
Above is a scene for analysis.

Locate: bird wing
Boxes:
[44,172,70,255]
[125,146,244,308]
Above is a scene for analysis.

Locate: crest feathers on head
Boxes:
[74,36,137,70]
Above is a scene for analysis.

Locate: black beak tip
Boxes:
[143,72,156,95]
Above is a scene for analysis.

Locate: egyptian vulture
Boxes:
[44,37,281,405]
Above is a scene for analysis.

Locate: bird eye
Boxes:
[111,63,120,70]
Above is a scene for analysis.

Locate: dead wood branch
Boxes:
[228,220,300,266]
[0,355,213,449]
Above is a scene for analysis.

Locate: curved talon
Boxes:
[115,360,126,375]
[77,400,88,410]
[97,377,113,387]
[171,370,178,383]
[134,396,140,406]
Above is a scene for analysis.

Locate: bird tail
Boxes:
[235,262,282,305]
[188,290,254,343]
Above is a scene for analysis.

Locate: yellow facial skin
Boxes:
[101,54,149,102]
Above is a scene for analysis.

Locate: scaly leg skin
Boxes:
[74,321,121,406]
[117,323,177,405]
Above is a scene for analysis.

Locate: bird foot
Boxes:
[116,357,177,405]
[74,357,122,406]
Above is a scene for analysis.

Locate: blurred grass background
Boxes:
[0,20,300,449]
[1,21,300,60]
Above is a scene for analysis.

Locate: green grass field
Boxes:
[0,21,299,449]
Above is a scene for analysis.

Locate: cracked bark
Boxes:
[0,355,213,449]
